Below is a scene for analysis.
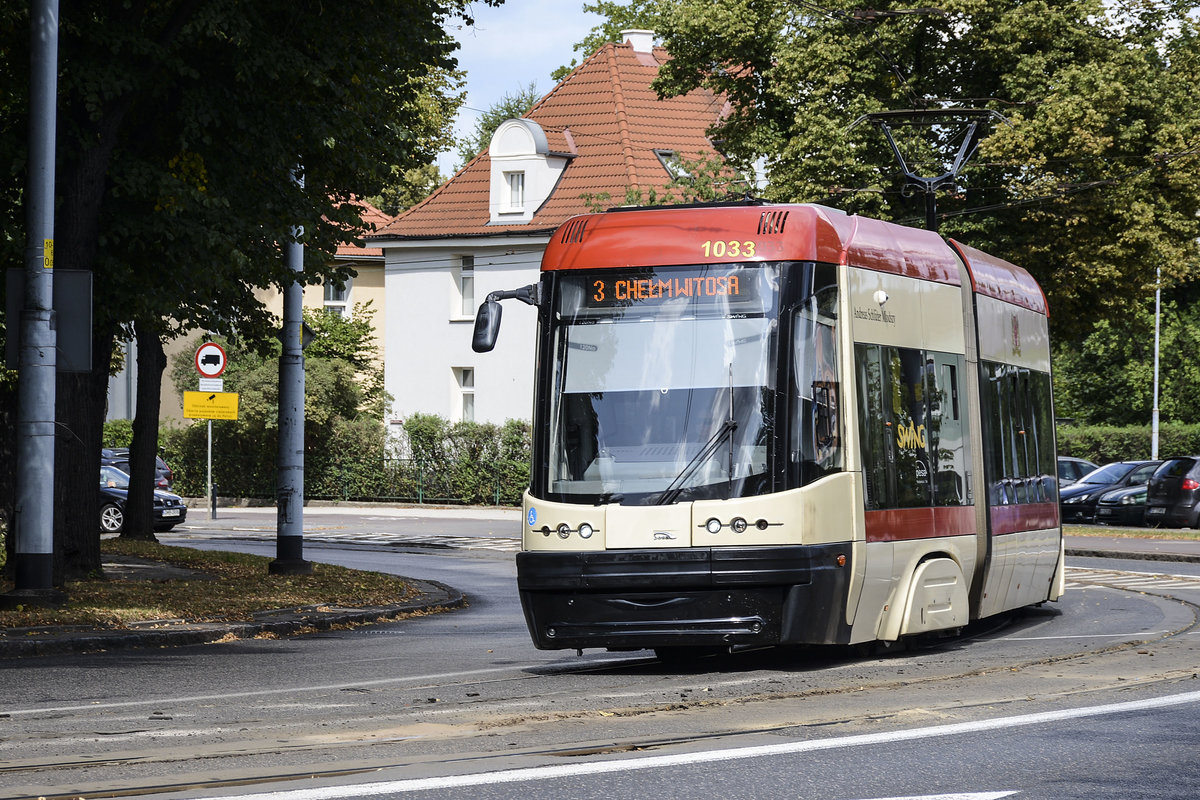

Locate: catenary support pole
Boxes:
[3,0,65,609]
[271,168,311,575]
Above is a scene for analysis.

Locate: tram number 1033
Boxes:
[700,239,756,258]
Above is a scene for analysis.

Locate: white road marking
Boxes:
[866,795,1017,800]
[217,689,1200,799]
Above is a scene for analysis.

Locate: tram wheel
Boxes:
[853,637,908,658]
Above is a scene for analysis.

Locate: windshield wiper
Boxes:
[654,418,738,506]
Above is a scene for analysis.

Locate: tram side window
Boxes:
[928,352,972,506]
[856,344,890,509]
[855,344,971,510]
[980,361,1054,505]
[792,290,842,485]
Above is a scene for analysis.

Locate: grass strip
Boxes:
[0,538,415,630]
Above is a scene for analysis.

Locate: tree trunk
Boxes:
[121,323,166,542]
[53,336,112,582]
[0,375,15,578]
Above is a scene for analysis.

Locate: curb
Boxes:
[1065,547,1200,565]
[0,578,465,659]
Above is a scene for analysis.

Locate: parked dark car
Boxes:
[1095,484,1149,527]
[1145,456,1200,529]
[101,447,173,489]
[1057,456,1099,487]
[1058,460,1161,524]
[99,465,188,533]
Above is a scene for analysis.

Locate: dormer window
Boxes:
[505,171,525,210]
[488,118,572,225]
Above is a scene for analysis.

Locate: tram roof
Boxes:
[541,203,1047,316]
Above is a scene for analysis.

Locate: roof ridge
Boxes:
[605,42,639,190]
[526,41,614,118]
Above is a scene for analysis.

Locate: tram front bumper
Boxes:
[515,544,852,650]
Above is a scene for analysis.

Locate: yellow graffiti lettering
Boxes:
[896,421,926,450]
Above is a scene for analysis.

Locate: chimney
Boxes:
[621,29,655,53]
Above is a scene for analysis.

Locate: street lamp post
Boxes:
[1152,266,1161,459]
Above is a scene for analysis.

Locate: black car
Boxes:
[1058,460,1162,524]
[1094,484,1149,527]
[100,465,188,533]
[1057,456,1099,486]
[1145,456,1200,529]
[101,447,174,489]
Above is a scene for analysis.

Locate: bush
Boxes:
[102,419,134,448]
[1056,423,1200,464]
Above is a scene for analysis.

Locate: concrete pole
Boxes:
[270,169,311,575]
[3,0,64,608]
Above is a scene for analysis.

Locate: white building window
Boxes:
[457,255,475,317]
[324,276,352,316]
[455,367,475,422]
[505,171,525,210]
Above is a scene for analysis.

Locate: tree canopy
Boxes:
[0,0,500,578]
[650,0,1200,342]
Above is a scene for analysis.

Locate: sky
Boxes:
[436,0,607,175]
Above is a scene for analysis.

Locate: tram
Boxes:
[473,202,1063,655]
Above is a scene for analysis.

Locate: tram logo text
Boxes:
[854,305,896,324]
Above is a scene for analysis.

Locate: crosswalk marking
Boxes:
[1065,566,1200,593]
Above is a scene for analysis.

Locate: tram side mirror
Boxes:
[472,297,503,353]
[471,284,541,353]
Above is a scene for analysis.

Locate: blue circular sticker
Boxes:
[527,507,538,526]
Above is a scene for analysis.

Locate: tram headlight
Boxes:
[557,523,572,539]
[705,517,723,534]
[731,517,748,534]
[578,522,594,539]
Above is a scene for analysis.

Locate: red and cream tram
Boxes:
[474,202,1062,656]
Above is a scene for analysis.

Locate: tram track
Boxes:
[6,570,1199,800]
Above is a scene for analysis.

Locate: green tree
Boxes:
[368,64,465,213]
[455,81,540,167]
[371,162,446,216]
[1053,291,1200,427]
[302,303,389,420]
[642,0,1200,343]
[0,0,500,579]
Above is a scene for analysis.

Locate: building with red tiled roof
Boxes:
[372,31,730,426]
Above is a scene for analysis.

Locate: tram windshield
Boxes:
[545,263,780,504]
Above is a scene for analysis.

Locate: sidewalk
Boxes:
[1064,533,1200,563]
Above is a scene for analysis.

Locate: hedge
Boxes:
[1055,423,1200,465]
[104,414,531,507]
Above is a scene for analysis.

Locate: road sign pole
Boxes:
[207,419,215,520]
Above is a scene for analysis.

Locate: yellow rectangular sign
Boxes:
[183,391,240,420]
